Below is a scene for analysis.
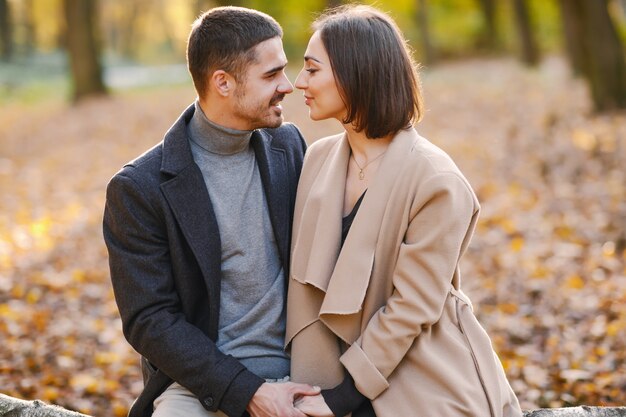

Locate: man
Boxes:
[103,7,315,417]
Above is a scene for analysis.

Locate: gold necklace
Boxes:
[351,150,386,180]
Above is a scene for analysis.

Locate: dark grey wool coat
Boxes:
[103,104,306,417]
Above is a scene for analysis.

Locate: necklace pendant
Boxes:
[359,170,365,180]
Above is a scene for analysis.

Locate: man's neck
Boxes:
[188,100,252,155]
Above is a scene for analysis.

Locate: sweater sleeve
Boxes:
[321,374,368,417]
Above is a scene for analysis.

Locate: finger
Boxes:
[291,408,308,417]
[289,383,321,396]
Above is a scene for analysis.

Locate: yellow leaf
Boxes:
[104,379,121,391]
[70,373,99,394]
[510,237,524,252]
[42,387,59,402]
[607,320,624,337]
[566,275,585,290]
[498,303,519,314]
[0,303,18,320]
[95,351,120,366]
[571,129,597,151]
[26,288,42,304]
[113,401,128,417]
[72,269,87,283]
[11,284,25,298]
[501,218,517,234]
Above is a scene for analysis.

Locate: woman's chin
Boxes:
[308,111,328,122]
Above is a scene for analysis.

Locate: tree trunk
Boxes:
[156,0,175,53]
[579,0,626,111]
[512,0,539,66]
[416,0,436,65]
[476,0,498,50]
[559,0,626,111]
[24,0,38,54]
[558,0,585,75]
[119,0,141,58]
[0,0,12,61]
[64,0,107,102]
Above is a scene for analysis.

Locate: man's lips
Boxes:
[270,94,285,107]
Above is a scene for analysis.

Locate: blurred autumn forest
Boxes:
[1,0,626,416]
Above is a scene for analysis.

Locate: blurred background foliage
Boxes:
[0,0,625,109]
[1,1,626,416]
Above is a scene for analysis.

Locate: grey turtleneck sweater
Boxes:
[187,101,289,379]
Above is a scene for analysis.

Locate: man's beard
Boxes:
[234,90,286,129]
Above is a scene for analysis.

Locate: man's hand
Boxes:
[294,394,334,417]
[246,382,320,417]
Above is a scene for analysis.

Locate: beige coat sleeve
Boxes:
[340,171,479,399]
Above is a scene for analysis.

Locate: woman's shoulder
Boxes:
[398,130,476,201]
[407,131,466,179]
[301,132,345,170]
[307,132,344,155]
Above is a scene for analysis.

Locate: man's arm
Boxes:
[104,171,264,416]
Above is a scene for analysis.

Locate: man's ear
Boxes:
[211,70,234,97]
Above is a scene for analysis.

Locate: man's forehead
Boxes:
[248,38,287,73]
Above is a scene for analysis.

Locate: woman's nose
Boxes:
[294,69,307,90]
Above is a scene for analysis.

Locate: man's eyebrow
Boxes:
[263,63,288,75]
[304,55,323,64]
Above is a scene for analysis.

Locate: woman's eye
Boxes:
[306,68,317,74]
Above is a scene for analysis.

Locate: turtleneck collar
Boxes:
[188,100,253,155]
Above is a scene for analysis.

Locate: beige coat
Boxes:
[286,128,522,417]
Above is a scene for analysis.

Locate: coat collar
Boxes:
[251,129,290,267]
[289,128,420,344]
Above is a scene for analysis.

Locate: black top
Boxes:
[321,190,377,417]
[341,190,367,246]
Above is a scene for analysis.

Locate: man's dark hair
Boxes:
[187,7,282,98]
[314,5,424,138]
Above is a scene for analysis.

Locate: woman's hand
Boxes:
[294,394,334,417]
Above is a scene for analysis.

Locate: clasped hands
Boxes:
[246,382,334,417]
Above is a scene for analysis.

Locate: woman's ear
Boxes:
[211,70,233,97]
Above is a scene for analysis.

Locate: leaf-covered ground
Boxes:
[0,57,624,415]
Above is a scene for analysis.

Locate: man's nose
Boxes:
[278,73,294,94]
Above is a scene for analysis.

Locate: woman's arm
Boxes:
[340,172,479,400]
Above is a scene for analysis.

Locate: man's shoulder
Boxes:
[111,142,164,186]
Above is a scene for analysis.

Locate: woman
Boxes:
[286,5,522,417]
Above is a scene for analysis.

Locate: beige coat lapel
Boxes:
[320,129,417,343]
[288,129,419,345]
[290,133,349,291]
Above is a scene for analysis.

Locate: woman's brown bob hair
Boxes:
[313,5,424,138]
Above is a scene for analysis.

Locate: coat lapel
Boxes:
[292,129,420,344]
[159,105,222,314]
[250,130,291,271]
[290,134,349,291]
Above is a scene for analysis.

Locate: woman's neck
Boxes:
[344,124,393,163]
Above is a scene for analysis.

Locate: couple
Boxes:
[103,5,522,417]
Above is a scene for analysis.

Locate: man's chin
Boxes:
[264,115,284,129]
[249,117,283,130]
